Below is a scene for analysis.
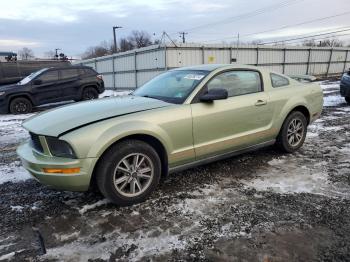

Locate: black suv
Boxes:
[0,66,104,114]
[340,68,350,104]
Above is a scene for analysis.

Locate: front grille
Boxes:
[29,132,43,153]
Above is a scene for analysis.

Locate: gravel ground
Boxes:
[0,83,349,261]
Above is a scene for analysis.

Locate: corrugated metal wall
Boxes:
[75,44,350,89]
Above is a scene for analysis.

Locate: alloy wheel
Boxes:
[14,101,28,113]
[287,118,304,147]
[113,153,154,197]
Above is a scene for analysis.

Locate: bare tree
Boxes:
[128,30,153,48]
[44,50,56,59]
[119,38,134,52]
[81,40,112,59]
[18,47,34,60]
[81,30,157,59]
[302,38,343,47]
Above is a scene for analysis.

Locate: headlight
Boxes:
[46,137,76,158]
[0,91,5,96]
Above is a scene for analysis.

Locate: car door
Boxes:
[59,68,80,99]
[191,70,274,160]
[31,70,61,105]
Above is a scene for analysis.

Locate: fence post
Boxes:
[256,46,259,66]
[306,48,311,75]
[112,56,116,90]
[94,58,97,71]
[282,48,286,74]
[164,45,167,71]
[201,46,205,64]
[230,47,233,63]
[326,48,333,77]
[342,50,349,73]
[134,51,138,89]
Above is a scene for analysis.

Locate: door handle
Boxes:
[255,99,267,106]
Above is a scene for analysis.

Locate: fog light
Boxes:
[43,168,80,174]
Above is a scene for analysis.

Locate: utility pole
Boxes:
[179,32,188,44]
[55,48,60,60]
[113,26,123,53]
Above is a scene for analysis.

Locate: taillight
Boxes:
[97,74,103,80]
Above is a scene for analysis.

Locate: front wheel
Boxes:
[9,97,32,114]
[96,140,161,206]
[345,96,350,104]
[276,111,307,153]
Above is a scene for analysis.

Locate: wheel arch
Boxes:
[289,105,310,124]
[275,104,311,138]
[7,93,35,110]
[90,133,169,190]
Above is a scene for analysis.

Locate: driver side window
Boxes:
[207,70,262,97]
[37,70,58,83]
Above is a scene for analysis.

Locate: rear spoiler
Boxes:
[288,74,317,82]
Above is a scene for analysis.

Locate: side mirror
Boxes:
[33,79,42,85]
[200,88,228,102]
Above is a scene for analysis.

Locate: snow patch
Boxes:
[78,199,110,214]
[99,90,132,98]
[0,161,32,184]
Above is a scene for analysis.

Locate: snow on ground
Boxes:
[0,161,32,185]
[99,89,132,98]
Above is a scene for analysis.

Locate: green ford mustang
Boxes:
[17,64,323,205]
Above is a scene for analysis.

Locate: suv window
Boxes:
[85,68,97,75]
[207,70,262,97]
[61,69,78,79]
[271,73,289,88]
[37,70,58,83]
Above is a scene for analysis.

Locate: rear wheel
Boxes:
[96,140,161,206]
[82,87,98,101]
[276,111,307,153]
[345,96,350,104]
[9,97,32,114]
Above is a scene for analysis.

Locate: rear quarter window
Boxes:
[270,73,289,88]
[61,69,79,79]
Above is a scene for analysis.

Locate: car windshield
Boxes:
[17,68,48,85]
[133,70,209,104]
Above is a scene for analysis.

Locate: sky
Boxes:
[0,0,349,58]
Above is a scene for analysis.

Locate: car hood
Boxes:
[0,83,18,91]
[23,95,172,137]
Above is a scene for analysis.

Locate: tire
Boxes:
[96,140,162,206]
[81,87,98,101]
[345,97,350,104]
[9,97,32,114]
[276,111,307,153]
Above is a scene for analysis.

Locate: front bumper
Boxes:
[17,141,98,191]
[340,83,350,98]
[0,98,8,114]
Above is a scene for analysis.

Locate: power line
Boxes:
[276,32,350,45]
[171,0,304,35]
[259,27,350,45]
[200,11,350,43]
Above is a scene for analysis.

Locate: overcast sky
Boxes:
[0,0,349,58]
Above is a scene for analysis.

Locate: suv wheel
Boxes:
[96,140,161,206]
[9,97,32,114]
[276,111,307,153]
[345,97,350,104]
[82,87,98,100]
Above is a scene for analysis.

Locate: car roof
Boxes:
[173,64,261,72]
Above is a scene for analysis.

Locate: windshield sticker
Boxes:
[184,74,205,80]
